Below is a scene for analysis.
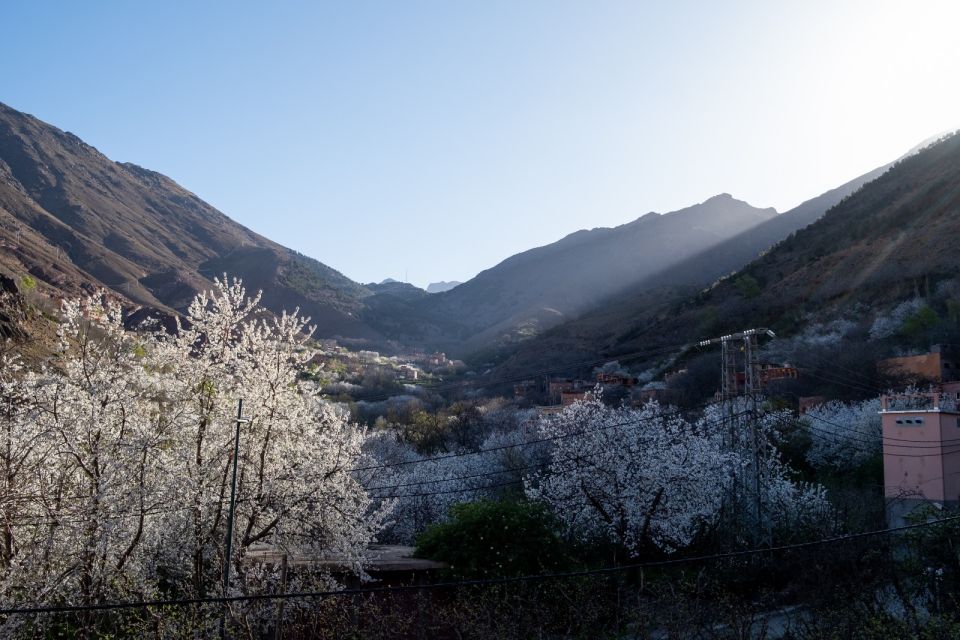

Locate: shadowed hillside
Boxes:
[495,133,960,377]
[364,194,778,355]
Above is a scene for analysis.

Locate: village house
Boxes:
[725,363,799,394]
[878,344,960,383]
[548,378,576,398]
[561,390,589,406]
[513,379,538,399]
[596,371,638,386]
[759,364,799,384]
[357,350,380,363]
[633,386,680,405]
[880,389,960,526]
[397,364,420,381]
[547,378,593,404]
[427,352,448,367]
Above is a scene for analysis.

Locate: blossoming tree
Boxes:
[0,279,389,636]
[525,396,737,555]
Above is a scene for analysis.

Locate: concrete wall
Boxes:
[941,413,960,502]
[883,411,944,501]
[882,410,960,503]
[879,352,944,382]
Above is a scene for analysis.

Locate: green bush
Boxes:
[415,500,572,578]
[20,274,37,291]
[734,274,762,299]
[900,305,939,344]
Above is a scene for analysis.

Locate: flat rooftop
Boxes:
[245,544,448,572]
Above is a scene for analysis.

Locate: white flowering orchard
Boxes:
[526,395,832,556]
[0,279,389,634]
[524,396,737,555]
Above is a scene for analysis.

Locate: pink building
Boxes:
[881,391,960,525]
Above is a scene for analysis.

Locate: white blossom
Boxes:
[525,396,737,555]
[869,298,925,340]
[0,279,390,635]
[803,398,882,470]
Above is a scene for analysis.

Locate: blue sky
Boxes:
[2,1,958,287]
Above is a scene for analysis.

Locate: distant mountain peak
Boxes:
[377,193,783,357]
[699,192,775,213]
[426,281,462,294]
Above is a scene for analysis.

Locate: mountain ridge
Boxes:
[0,100,378,339]
[492,133,960,377]
[362,193,778,355]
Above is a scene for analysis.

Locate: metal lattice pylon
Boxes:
[699,327,776,545]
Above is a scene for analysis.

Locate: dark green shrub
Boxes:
[415,500,572,578]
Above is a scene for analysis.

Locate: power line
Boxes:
[363,409,751,496]
[767,385,960,447]
[795,368,883,396]
[294,401,960,498]
[0,403,731,524]
[786,349,884,387]
[7,400,958,527]
[8,398,958,526]
[2,514,957,617]
[350,397,721,473]
[775,412,960,458]
[798,407,960,450]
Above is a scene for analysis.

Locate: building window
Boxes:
[896,417,924,425]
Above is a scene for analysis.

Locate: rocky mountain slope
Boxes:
[6,98,943,373]
[0,101,377,338]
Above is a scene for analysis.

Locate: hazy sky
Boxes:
[2,1,958,287]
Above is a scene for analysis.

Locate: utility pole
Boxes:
[220,399,250,640]
[272,552,289,640]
